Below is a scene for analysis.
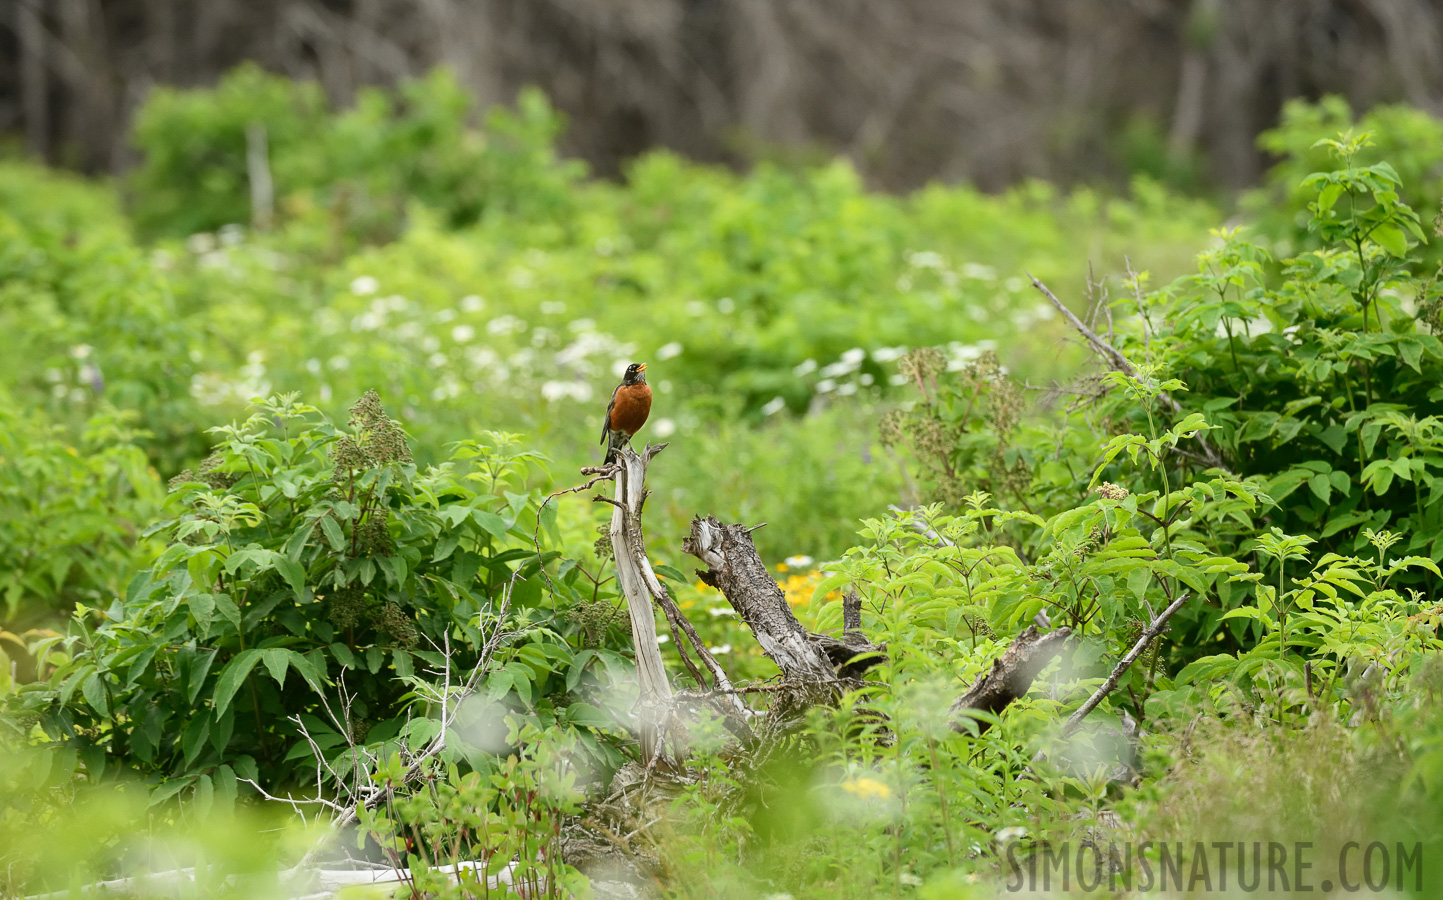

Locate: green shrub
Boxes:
[129,63,330,238]
[130,65,583,243]
[3,392,636,800]
[0,192,212,470]
[1247,95,1443,266]
[0,401,169,626]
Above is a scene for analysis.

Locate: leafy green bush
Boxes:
[1246,95,1443,265]
[888,128,1443,661]
[3,392,635,799]
[130,65,583,242]
[356,721,591,898]
[1118,132,1442,589]
[0,185,211,470]
[0,401,169,626]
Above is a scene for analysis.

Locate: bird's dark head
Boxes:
[623,362,647,386]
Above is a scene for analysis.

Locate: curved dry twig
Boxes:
[1061,591,1189,736]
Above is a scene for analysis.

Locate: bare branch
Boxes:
[1030,272,1136,375]
[1029,273,1230,472]
[950,625,1073,734]
[1062,592,1189,736]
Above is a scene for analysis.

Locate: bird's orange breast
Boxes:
[609,383,652,435]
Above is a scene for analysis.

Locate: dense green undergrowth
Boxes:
[4,65,1443,898]
[0,65,1217,578]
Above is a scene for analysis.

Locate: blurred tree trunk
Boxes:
[16,0,48,158]
[7,0,1443,190]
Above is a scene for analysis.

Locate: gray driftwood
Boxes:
[950,624,1073,734]
[592,444,675,763]
[682,515,887,691]
[583,445,750,762]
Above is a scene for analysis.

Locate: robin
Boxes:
[601,363,651,464]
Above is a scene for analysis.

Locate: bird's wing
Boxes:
[600,383,621,445]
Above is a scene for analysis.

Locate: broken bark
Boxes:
[682,515,886,688]
[950,625,1073,735]
[590,444,674,763]
[581,447,750,763]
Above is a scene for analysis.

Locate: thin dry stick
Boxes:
[1125,257,1153,364]
[1028,273,1230,472]
[1030,271,1137,376]
[1061,592,1189,736]
[531,470,614,600]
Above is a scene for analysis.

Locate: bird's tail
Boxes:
[604,429,629,465]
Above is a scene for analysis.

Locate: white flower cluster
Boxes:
[793,346,890,399]
[190,349,271,407]
[184,226,256,276]
[943,339,999,371]
[895,249,1050,329]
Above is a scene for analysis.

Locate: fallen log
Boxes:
[682,515,887,689]
[950,625,1073,734]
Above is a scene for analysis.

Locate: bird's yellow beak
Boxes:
[636,363,646,372]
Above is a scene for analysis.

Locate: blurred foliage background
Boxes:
[5,22,1443,897]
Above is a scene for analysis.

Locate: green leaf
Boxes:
[262,648,289,689]
[1220,606,1264,622]
[1308,474,1332,505]
[212,649,263,716]
[405,718,441,751]
[213,593,241,631]
[393,650,413,680]
[285,650,325,693]
[472,510,510,541]
[654,564,690,584]
[189,592,215,635]
[188,648,218,705]
[483,670,515,702]
[188,549,218,592]
[182,713,211,765]
[210,707,234,755]
[273,557,307,602]
[432,532,461,563]
[539,501,561,547]
[330,642,356,669]
[148,777,196,809]
[81,671,109,717]
[1126,567,1151,603]
[379,554,408,588]
[451,551,483,587]
[1316,182,1345,213]
[564,703,614,729]
[213,765,238,815]
[320,516,346,552]
[567,649,597,692]
[810,572,851,605]
[125,645,158,688]
[1398,336,1426,373]
[1316,424,1348,455]
[1371,223,1408,258]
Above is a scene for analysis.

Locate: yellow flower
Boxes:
[776,568,841,607]
[840,776,892,801]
